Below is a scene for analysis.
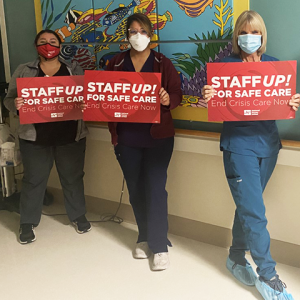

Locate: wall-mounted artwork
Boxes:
[35,0,245,121]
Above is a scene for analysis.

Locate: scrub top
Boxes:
[220,54,282,157]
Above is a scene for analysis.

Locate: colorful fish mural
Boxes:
[134,0,156,14]
[51,0,173,56]
[171,0,233,107]
[103,0,141,26]
[60,45,78,60]
[174,0,214,18]
[38,0,235,123]
[134,0,172,31]
[41,0,234,108]
[148,11,172,31]
[71,48,96,70]
[99,52,120,69]
[55,2,113,42]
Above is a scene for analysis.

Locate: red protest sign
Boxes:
[207,61,297,121]
[17,76,84,124]
[83,70,161,123]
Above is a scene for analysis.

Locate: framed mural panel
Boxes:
[61,44,97,70]
[34,0,249,123]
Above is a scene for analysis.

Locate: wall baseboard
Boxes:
[47,187,300,269]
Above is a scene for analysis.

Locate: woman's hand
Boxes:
[15,97,24,110]
[289,93,300,111]
[201,85,215,103]
[80,102,87,112]
[159,87,170,106]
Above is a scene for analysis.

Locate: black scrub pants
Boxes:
[19,138,87,226]
[114,137,174,253]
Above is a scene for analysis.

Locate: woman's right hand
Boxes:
[201,85,215,103]
[15,97,24,110]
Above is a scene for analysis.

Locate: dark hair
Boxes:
[34,29,62,46]
[126,13,152,39]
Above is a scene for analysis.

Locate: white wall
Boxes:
[48,126,300,246]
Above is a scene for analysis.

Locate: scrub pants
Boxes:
[223,150,278,280]
[19,138,87,226]
[114,137,174,254]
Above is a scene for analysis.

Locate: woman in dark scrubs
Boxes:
[107,13,182,271]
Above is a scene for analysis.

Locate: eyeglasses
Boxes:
[128,29,149,36]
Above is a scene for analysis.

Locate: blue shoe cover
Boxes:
[255,279,294,300]
[226,256,257,286]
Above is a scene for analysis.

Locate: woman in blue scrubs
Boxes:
[202,10,299,300]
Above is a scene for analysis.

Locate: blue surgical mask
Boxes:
[238,34,262,54]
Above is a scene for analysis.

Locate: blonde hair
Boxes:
[232,10,267,56]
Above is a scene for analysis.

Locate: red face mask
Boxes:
[37,43,60,59]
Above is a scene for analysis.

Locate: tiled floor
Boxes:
[1,207,299,300]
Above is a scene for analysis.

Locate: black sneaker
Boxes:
[19,224,36,244]
[256,274,294,299]
[72,215,91,234]
[260,275,286,292]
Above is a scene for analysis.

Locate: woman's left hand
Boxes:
[80,102,87,112]
[159,87,170,106]
[289,93,300,111]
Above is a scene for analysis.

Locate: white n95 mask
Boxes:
[129,33,150,52]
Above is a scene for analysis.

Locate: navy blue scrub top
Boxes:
[220,54,282,157]
[117,50,166,148]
